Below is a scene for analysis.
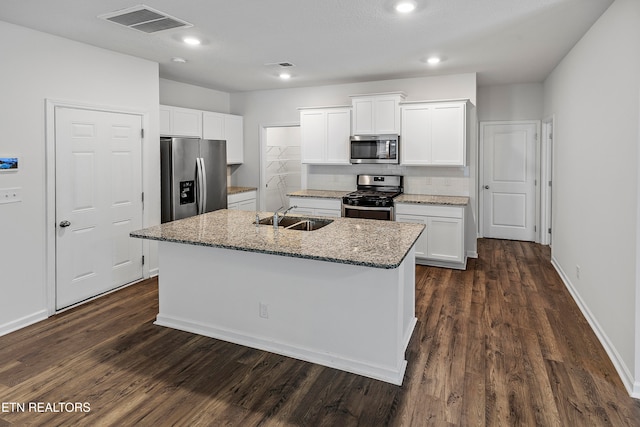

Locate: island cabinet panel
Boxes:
[155,241,417,385]
[400,100,467,166]
[351,93,405,135]
[396,203,466,269]
[288,196,342,217]
[300,107,351,165]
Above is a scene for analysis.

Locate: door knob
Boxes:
[59,220,71,228]
[484,185,490,189]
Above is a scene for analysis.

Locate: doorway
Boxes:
[541,117,554,246]
[52,105,144,310]
[480,121,539,241]
[260,125,302,212]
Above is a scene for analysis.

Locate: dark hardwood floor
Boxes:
[1,239,639,426]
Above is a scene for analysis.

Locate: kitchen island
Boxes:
[130,209,424,385]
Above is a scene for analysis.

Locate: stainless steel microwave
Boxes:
[350,134,399,164]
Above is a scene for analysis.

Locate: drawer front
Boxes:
[289,196,341,211]
[228,190,257,204]
[395,203,463,218]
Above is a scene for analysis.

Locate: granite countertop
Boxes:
[287,189,350,199]
[228,186,257,195]
[395,194,469,206]
[131,210,424,269]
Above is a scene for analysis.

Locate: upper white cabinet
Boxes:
[203,112,244,164]
[350,92,405,135]
[160,105,202,138]
[161,105,244,165]
[300,107,351,165]
[401,100,467,166]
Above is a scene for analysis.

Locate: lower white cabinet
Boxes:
[395,203,466,269]
[288,197,342,217]
[228,190,257,211]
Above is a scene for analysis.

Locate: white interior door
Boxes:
[482,122,537,241]
[55,107,143,309]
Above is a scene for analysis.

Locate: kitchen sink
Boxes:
[256,216,333,231]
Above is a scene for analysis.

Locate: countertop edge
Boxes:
[228,186,257,195]
[287,190,349,199]
[130,232,411,269]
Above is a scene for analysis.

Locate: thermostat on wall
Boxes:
[0,157,18,171]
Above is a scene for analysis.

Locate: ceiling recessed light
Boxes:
[171,57,187,63]
[427,56,441,65]
[183,37,201,46]
[279,72,292,80]
[395,1,416,13]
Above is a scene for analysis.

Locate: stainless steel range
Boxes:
[342,174,403,221]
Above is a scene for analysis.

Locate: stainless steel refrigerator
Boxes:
[160,137,227,223]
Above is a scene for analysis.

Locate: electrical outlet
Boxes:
[0,187,21,204]
[259,302,269,319]
[576,265,581,279]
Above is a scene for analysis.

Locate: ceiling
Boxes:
[0,0,613,93]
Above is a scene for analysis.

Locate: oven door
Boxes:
[342,204,394,221]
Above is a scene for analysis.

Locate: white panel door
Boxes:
[400,104,432,165]
[225,114,244,164]
[482,122,537,241]
[55,107,143,309]
[300,110,325,163]
[325,109,351,164]
[431,103,466,165]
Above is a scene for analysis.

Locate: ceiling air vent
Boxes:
[99,5,192,34]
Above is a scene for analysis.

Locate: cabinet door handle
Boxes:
[484,185,490,190]
[59,220,71,228]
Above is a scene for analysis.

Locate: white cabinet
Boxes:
[288,196,342,218]
[395,203,466,269]
[159,105,202,138]
[203,112,244,164]
[400,100,467,166]
[300,107,351,165]
[228,190,257,211]
[351,93,405,135]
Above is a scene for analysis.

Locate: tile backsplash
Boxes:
[305,164,470,196]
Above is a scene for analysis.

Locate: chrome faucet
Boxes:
[273,205,297,229]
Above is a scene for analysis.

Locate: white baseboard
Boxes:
[467,250,478,259]
[0,310,48,337]
[551,256,637,397]
[155,314,410,386]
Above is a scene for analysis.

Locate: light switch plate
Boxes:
[0,187,22,204]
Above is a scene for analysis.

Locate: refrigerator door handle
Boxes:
[195,157,203,214]
[200,157,207,213]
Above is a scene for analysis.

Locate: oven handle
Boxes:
[342,204,393,212]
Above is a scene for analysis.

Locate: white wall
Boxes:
[231,73,478,255]
[543,0,640,395]
[0,21,160,335]
[478,83,544,122]
[160,79,230,113]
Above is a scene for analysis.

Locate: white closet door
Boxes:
[55,107,143,309]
